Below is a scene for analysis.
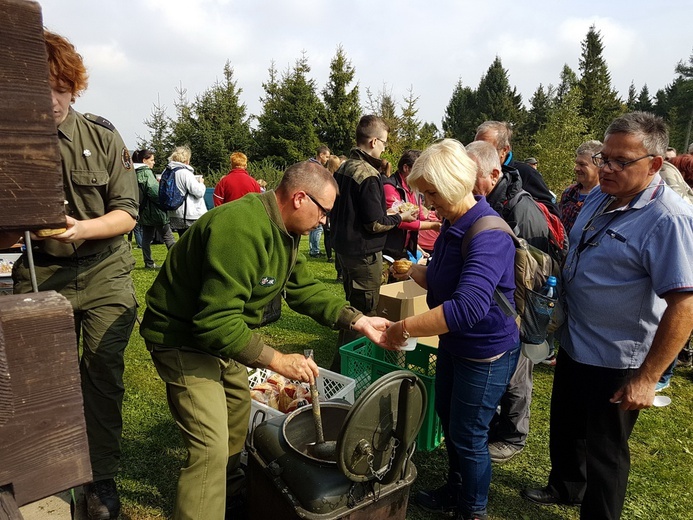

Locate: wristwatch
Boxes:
[401,319,410,340]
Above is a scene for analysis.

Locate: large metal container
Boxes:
[247,371,426,519]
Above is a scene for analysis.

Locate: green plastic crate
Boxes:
[340,337,443,452]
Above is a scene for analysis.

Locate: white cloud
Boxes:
[36,0,693,146]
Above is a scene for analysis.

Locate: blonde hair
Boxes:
[325,154,342,174]
[408,139,476,205]
[169,145,191,164]
[230,151,248,169]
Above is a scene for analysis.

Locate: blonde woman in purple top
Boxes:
[384,139,519,520]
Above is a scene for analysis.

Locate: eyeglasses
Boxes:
[375,137,388,147]
[306,193,328,218]
[591,153,654,172]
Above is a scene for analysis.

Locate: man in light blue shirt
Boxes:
[523,112,693,520]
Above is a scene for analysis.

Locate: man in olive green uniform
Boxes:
[12,30,138,520]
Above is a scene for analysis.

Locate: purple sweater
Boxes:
[426,196,519,358]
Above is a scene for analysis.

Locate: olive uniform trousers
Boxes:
[149,345,250,520]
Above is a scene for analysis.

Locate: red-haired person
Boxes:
[11,30,139,520]
[212,151,261,206]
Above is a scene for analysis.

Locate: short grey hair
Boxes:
[576,140,603,157]
[408,139,476,205]
[276,160,338,198]
[465,141,502,178]
[605,112,668,156]
[475,121,513,150]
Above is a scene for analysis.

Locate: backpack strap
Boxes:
[460,215,518,319]
[170,166,189,221]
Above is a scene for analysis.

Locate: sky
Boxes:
[37,0,692,149]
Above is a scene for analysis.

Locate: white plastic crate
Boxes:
[248,367,355,430]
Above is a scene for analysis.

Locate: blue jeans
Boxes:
[435,345,520,517]
[658,358,676,386]
[309,225,323,255]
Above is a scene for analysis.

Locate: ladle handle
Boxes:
[304,350,325,444]
[310,382,325,443]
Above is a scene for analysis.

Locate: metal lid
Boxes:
[337,370,426,482]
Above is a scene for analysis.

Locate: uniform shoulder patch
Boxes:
[121,148,132,170]
[84,113,115,132]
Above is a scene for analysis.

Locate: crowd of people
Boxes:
[1,27,692,520]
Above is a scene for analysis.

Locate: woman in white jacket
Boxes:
[166,145,207,234]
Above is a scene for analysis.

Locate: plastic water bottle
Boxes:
[542,276,557,299]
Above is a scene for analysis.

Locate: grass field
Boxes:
[119,240,693,519]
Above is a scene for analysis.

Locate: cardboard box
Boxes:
[377,280,438,347]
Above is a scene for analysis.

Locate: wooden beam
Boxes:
[0,292,91,507]
[0,0,65,232]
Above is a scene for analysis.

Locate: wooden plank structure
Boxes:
[0,0,65,234]
[0,293,91,512]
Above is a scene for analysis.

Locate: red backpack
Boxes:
[535,200,568,264]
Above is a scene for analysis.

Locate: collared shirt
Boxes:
[561,175,693,369]
[42,108,138,257]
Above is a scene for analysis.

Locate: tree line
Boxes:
[139,25,692,194]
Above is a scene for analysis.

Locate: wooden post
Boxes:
[0,0,65,234]
[0,292,91,507]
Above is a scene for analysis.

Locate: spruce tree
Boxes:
[578,25,623,136]
[140,96,173,173]
[442,80,478,143]
[673,53,693,150]
[515,84,554,159]
[419,122,440,146]
[255,54,324,165]
[185,62,253,174]
[170,82,195,156]
[556,64,579,104]
[476,56,524,125]
[626,82,638,111]
[636,85,654,113]
[399,86,422,151]
[321,46,361,156]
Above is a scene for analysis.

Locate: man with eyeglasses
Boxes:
[140,160,393,520]
[523,112,693,520]
[330,115,418,368]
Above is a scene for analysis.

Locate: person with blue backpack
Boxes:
[160,145,207,235]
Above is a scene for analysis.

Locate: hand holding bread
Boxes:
[392,259,413,274]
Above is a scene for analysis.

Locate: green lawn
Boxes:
[120,241,693,519]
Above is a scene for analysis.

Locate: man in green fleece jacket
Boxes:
[140,160,391,520]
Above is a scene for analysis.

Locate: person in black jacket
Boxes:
[330,116,417,366]
[475,121,560,217]
[467,140,551,464]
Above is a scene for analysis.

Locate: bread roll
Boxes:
[393,259,413,274]
[36,227,67,237]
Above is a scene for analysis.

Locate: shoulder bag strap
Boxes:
[460,215,518,318]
